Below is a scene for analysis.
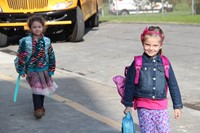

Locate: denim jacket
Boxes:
[124,53,183,109]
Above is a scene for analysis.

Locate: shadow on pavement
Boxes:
[0,76,140,133]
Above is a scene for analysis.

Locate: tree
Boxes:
[168,0,182,7]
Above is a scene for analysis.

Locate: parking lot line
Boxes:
[0,72,121,131]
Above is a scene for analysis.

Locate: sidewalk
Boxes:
[0,51,200,133]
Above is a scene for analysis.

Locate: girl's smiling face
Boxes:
[143,36,162,57]
[30,21,44,36]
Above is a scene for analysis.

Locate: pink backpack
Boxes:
[113,55,170,104]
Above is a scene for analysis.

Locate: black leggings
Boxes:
[32,94,45,111]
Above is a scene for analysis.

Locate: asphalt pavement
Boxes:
[1,23,200,133]
[0,48,200,133]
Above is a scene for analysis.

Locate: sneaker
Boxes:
[35,108,44,119]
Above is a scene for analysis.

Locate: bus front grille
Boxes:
[7,0,48,10]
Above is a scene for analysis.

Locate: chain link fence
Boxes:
[101,0,200,17]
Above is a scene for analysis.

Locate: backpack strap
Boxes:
[160,55,170,80]
[124,66,129,77]
[134,56,142,84]
[43,36,51,54]
[134,55,170,84]
[24,36,33,62]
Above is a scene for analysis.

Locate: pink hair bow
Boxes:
[140,27,165,43]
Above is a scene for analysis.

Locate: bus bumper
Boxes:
[0,9,75,30]
[0,21,72,30]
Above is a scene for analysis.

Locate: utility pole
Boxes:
[161,0,164,14]
[136,0,139,15]
[116,0,119,16]
[192,0,195,15]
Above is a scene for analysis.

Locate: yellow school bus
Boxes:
[0,0,103,47]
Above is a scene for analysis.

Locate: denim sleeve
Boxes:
[168,63,183,109]
[124,61,136,107]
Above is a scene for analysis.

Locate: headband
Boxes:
[140,27,165,43]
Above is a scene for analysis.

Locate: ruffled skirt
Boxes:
[26,70,58,96]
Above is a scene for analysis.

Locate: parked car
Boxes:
[109,0,173,15]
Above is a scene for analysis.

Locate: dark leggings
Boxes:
[32,94,45,111]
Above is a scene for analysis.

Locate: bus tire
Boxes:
[91,12,99,27]
[69,6,85,42]
[0,31,8,47]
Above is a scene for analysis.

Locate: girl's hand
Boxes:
[124,107,132,115]
[174,109,181,119]
[21,74,26,78]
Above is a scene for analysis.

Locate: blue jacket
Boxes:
[124,53,183,109]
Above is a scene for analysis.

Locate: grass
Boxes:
[100,1,200,24]
[100,14,200,24]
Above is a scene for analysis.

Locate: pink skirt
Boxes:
[26,70,58,96]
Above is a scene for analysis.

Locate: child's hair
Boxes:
[141,26,165,54]
[27,15,46,32]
